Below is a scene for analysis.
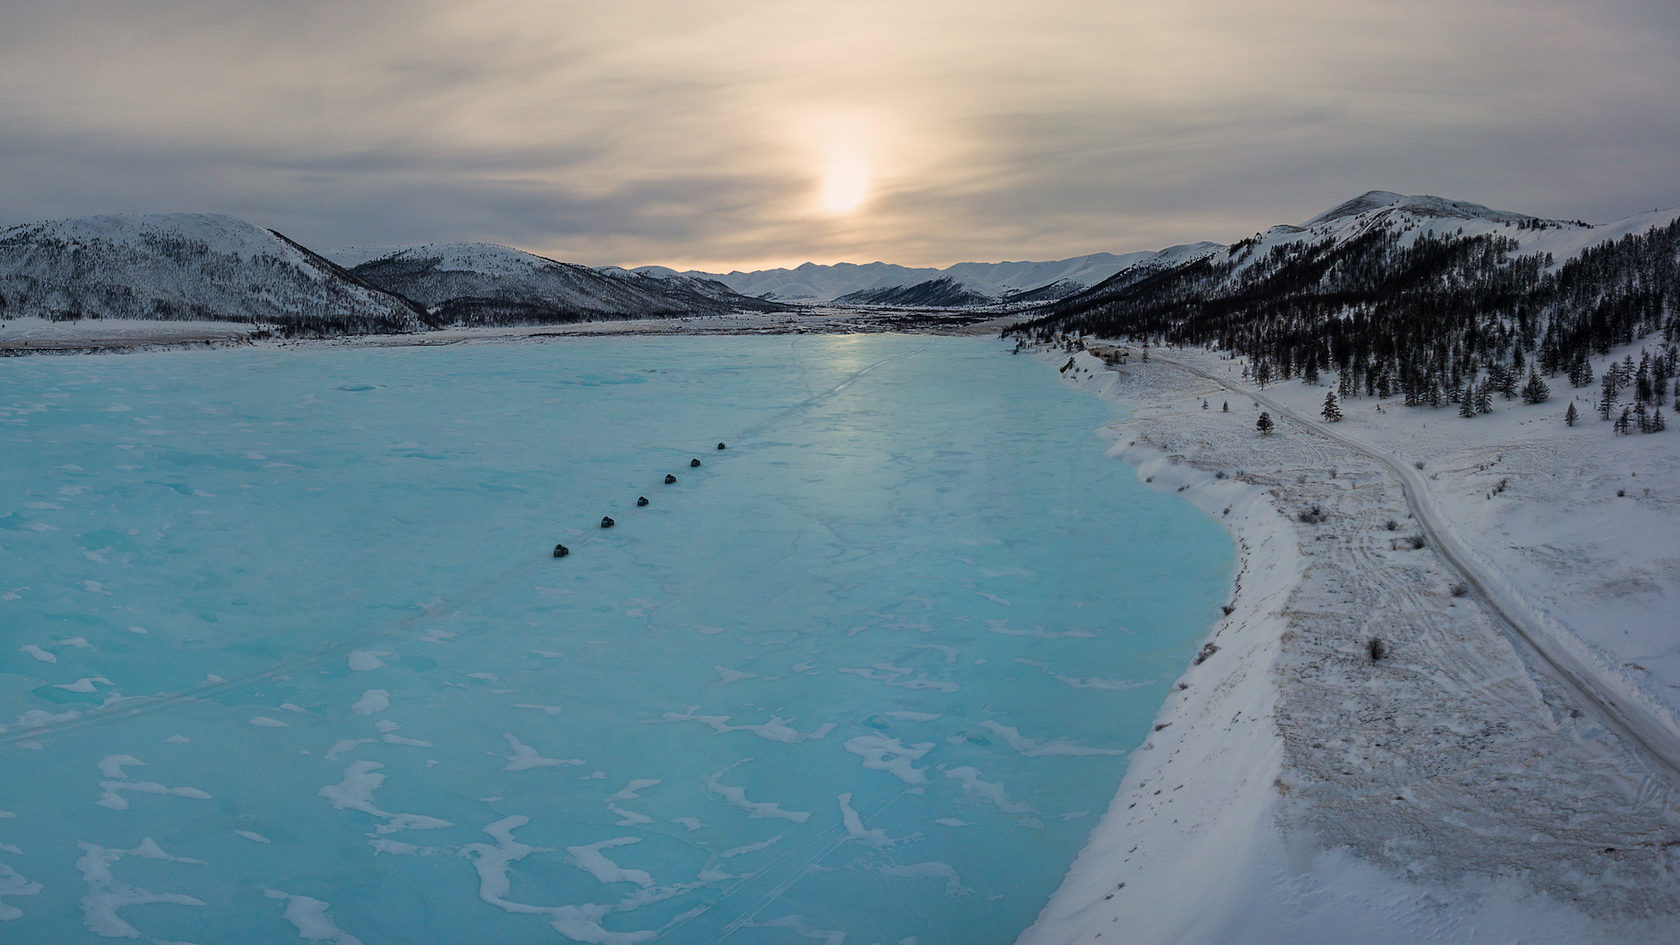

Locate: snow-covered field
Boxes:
[1026,341,1680,944]
[0,317,263,352]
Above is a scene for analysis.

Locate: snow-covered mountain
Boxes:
[1016,189,1680,409]
[1047,190,1614,319]
[1070,241,1225,298]
[639,252,1148,304]
[0,214,425,332]
[833,276,996,308]
[351,243,780,325]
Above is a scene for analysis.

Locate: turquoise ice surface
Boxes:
[0,335,1231,944]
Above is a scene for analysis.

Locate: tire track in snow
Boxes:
[1150,350,1680,782]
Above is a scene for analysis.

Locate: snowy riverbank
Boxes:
[1023,344,1680,944]
[0,307,1013,355]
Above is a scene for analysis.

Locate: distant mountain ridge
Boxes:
[5,192,1674,335]
[0,216,781,334]
[348,242,779,325]
[834,277,996,308]
[637,252,1150,304]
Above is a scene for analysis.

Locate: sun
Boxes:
[820,150,870,215]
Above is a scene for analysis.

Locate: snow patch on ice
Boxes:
[879,860,971,897]
[979,720,1125,757]
[704,770,811,822]
[662,709,836,744]
[836,664,957,693]
[0,863,42,921]
[264,888,365,945]
[837,793,895,849]
[606,779,661,803]
[844,735,932,785]
[17,645,55,664]
[567,838,654,888]
[76,839,205,939]
[316,761,452,835]
[53,675,112,693]
[500,733,584,771]
[943,766,1032,815]
[95,754,212,810]
[346,650,391,672]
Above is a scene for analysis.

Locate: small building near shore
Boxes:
[1088,344,1130,365]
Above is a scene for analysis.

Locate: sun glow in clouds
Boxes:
[820,148,870,215]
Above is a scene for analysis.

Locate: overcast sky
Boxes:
[3,0,1678,270]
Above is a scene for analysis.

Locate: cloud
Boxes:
[0,0,1676,269]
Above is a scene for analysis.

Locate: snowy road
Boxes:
[1150,351,1680,783]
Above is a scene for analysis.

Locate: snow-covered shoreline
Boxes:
[0,308,1013,355]
[1024,345,1680,944]
[1020,350,1301,945]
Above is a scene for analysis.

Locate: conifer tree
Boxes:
[1521,370,1550,405]
[1564,401,1578,426]
[1476,382,1494,414]
[1495,364,1520,400]
[1569,355,1594,388]
[1256,411,1274,435]
[1322,390,1342,422]
[1653,407,1667,433]
[1459,396,1476,419]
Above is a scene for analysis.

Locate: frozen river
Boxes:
[0,335,1231,944]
